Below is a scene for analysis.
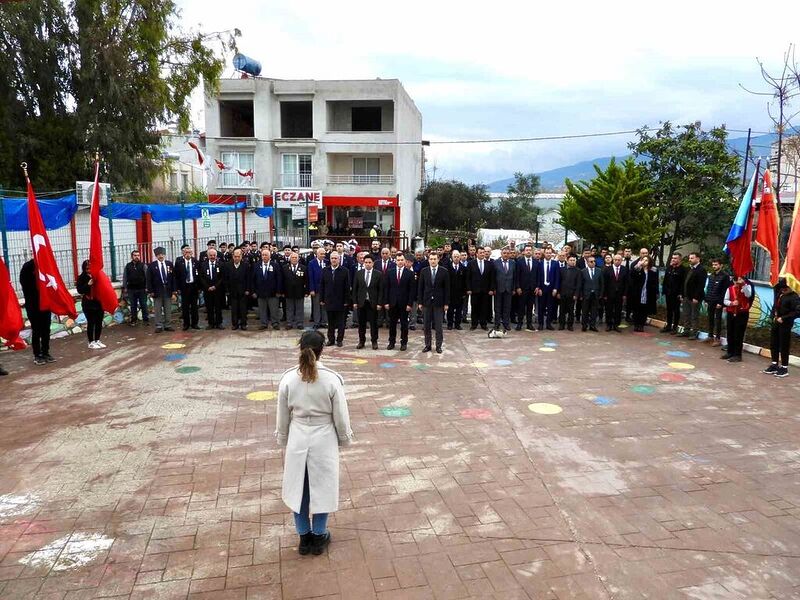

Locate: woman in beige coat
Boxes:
[276,330,353,555]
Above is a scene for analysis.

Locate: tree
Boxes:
[559,157,662,250]
[629,121,740,261]
[418,179,492,234]
[488,172,541,232]
[0,0,236,191]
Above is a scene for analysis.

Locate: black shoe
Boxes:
[774,366,789,378]
[589,327,598,332]
[720,354,731,360]
[240,326,248,331]
[422,346,431,352]
[515,324,522,331]
[34,356,47,366]
[480,324,488,331]
[299,532,313,555]
[470,325,478,331]
[447,325,453,330]
[191,325,200,330]
[400,344,407,351]
[372,343,378,350]
[259,325,269,330]
[0,365,8,376]
[155,328,163,334]
[558,325,565,331]
[527,325,536,331]
[387,343,395,350]
[582,325,588,332]
[206,325,216,330]
[546,324,555,331]
[436,347,443,354]
[567,325,574,331]
[325,341,335,347]
[455,325,463,330]
[669,329,678,335]
[727,356,742,363]
[356,342,365,349]
[311,532,330,555]
[182,325,190,331]
[614,327,621,332]
[606,326,612,332]
[164,326,175,332]
[336,341,343,347]
[44,355,56,363]
[273,324,280,330]
[409,325,416,331]
[763,363,779,374]
[216,325,225,330]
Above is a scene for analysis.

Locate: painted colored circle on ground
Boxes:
[618,323,629,329]
[668,362,695,370]
[175,366,201,374]
[657,341,672,346]
[538,347,556,352]
[380,406,411,418]
[593,396,617,406]
[351,359,369,365]
[164,353,186,362]
[413,363,429,370]
[516,356,532,362]
[247,391,276,401]
[528,402,563,415]
[472,362,489,368]
[659,372,687,383]
[633,331,654,337]
[161,343,186,349]
[543,342,558,347]
[667,350,691,358]
[380,362,397,368]
[494,359,513,366]
[631,385,656,395]
[460,408,493,420]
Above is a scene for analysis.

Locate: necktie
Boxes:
[397,268,401,284]
[263,264,267,276]
[527,258,531,270]
[590,268,595,279]
[210,262,215,279]
[503,260,508,273]
[432,267,437,283]
[160,262,166,284]
[544,261,549,286]
[366,270,371,287]
[479,260,483,275]
[615,267,619,280]
[187,260,193,283]
[292,265,296,274]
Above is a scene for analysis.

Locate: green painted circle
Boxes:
[380,406,411,418]
[175,366,201,374]
[631,385,656,395]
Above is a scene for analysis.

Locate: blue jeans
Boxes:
[128,289,149,322]
[293,468,329,535]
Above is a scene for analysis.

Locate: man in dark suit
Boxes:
[320,251,351,347]
[199,248,224,329]
[250,249,284,330]
[466,247,493,330]
[536,248,561,330]
[418,252,450,353]
[679,251,708,340]
[146,246,177,333]
[224,248,251,330]
[282,252,307,329]
[491,248,518,332]
[19,259,53,364]
[199,240,216,263]
[515,245,540,331]
[308,248,328,328]
[558,256,580,330]
[174,245,200,331]
[660,252,686,334]
[352,255,384,349]
[447,250,467,330]
[603,253,628,332]
[577,256,604,331]
[375,247,393,327]
[384,253,416,350]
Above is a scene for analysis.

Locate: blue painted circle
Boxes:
[494,359,513,366]
[543,341,558,347]
[667,350,691,358]
[164,353,187,362]
[593,396,616,406]
[380,362,397,368]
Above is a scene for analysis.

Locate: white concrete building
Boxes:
[203,77,424,242]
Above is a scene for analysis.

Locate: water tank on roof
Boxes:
[233,54,262,77]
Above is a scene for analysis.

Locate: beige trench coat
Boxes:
[275,361,353,514]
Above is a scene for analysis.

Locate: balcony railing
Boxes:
[280,173,313,188]
[327,174,396,185]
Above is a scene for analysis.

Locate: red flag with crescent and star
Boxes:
[0,256,26,350]
[89,160,120,313]
[26,176,77,318]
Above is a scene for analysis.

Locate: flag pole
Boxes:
[741,128,751,194]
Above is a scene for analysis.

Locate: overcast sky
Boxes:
[178,0,798,185]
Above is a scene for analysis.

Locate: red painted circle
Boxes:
[659,372,687,383]
[460,408,493,420]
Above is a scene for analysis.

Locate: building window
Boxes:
[169,171,178,191]
[352,157,380,184]
[220,152,255,188]
[280,101,313,138]
[351,106,382,131]
[281,153,312,188]
[219,100,255,137]
[181,173,189,191]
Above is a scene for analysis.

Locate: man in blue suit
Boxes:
[146,246,177,333]
[384,253,416,351]
[515,244,540,331]
[250,249,284,330]
[536,247,561,331]
[319,251,351,347]
[491,247,519,332]
[307,247,328,328]
[418,253,450,353]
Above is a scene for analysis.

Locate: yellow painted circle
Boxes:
[668,362,695,370]
[538,347,556,352]
[351,359,369,365]
[247,391,276,401]
[472,362,489,368]
[528,402,563,415]
[161,343,186,349]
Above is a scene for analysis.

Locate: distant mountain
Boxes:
[486,133,777,193]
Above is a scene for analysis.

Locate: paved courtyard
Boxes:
[1,321,799,600]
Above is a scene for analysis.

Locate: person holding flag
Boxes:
[1,256,27,375]
[19,162,77,365]
[87,156,120,317]
[755,169,780,285]
[724,165,759,277]
[77,260,107,349]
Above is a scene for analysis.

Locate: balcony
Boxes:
[281,173,313,188]
[327,174,395,185]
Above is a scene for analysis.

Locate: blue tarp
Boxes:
[0,194,78,231]
[100,201,249,222]
[254,207,274,218]
[99,203,146,220]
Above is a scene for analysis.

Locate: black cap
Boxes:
[207,240,216,246]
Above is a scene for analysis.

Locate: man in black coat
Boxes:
[250,249,284,330]
[319,251,351,347]
[173,246,200,331]
[418,253,450,353]
[282,252,307,329]
[558,256,580,330]
[515,245,540,331]
[20,259,53,365]
[122,249,149,325]
[491,247,518,332]
[145,246,177,333]
[660,252,686,334]
[577,256,604,331]
[602,253,628,332]
[352,255,384,349]
[704,258,731,346]
[223,248,251,330]
[447,250,467,330]
[199,239,216,263]
[199,248,224,329]
[678,251,707,339]
[466,247,493,330]
[384,254,416,350]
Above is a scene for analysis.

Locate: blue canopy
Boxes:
[0,194,78,231]
[254,207,274,218]
[100,201,249,222]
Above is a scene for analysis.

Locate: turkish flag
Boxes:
[0,257,26,350]
[755,169,780,285]
[89,162,119,313]
[26,178,77,319]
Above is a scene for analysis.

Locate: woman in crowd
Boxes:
[276,330,353,556]
[629,256,658,332]
[76,260,106,349]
